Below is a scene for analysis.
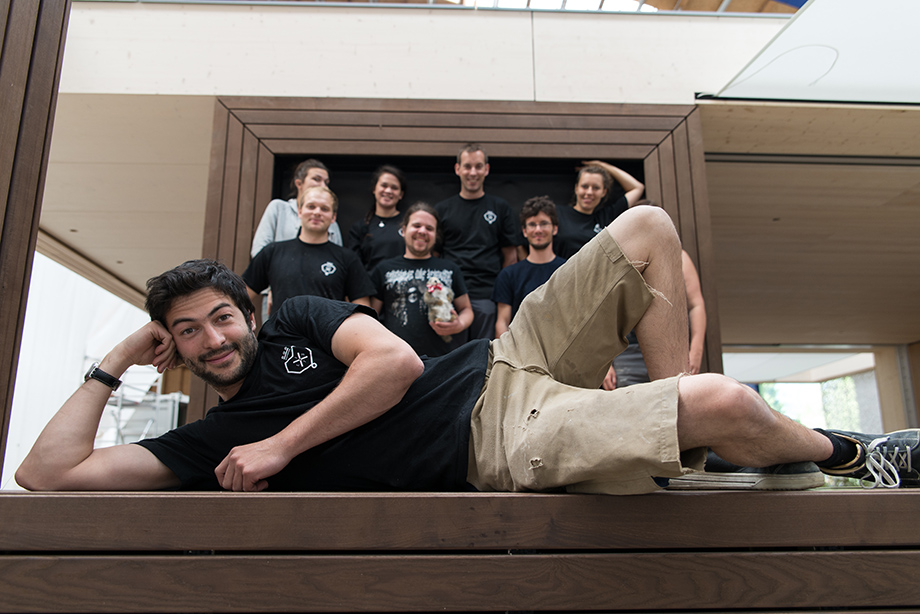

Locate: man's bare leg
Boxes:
[606,206,688,379]
[608,207,834,468]
[676,374,834,467]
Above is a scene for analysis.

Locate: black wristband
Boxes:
[84,362,122,391]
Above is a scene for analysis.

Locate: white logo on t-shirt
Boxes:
[320,261,336,276]
[282,346,317,374]
[398,228,405,237]
[593,223,604,234]
[483,211,497,225]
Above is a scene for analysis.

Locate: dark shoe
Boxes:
[821,429,920,488]
[666,450,824,491]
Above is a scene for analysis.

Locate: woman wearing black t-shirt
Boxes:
[348,165,409,274]
[553,160,645,259]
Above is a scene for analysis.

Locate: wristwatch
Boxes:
[84,362,122,391]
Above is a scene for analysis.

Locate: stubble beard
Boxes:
[183,329,258,391]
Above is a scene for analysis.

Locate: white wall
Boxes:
[61,2,786,104]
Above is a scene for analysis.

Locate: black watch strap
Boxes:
[84,362,122,391]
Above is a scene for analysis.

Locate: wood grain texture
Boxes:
[2,490,919,552]
[1,550,918,613]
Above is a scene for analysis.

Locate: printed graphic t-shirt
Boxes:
[371,256,468,357]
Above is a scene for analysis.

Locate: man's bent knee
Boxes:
[677,374,769,449]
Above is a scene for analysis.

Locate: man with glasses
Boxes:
[493,196,566,338]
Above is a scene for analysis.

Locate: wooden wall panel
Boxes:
[201,99,229,260]
[685,108,723,374]
[234,130,260,274]
[910,341,920,425]
[0,0,70,475]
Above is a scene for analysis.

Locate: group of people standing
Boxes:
[241,143,700,387]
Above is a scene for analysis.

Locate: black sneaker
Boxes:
[666,450,825,491]
[822,429,920,488]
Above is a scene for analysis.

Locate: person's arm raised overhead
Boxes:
[582,160,645,207]
[214,312,424,491]
[16,322,182,491]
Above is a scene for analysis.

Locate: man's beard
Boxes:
[529,238,552,251]
[183,330,258,391]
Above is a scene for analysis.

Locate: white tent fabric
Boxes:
[2,254,150,490]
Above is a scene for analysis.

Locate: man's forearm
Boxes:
[16,352,131,490]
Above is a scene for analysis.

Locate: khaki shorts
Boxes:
[467,229,705,495]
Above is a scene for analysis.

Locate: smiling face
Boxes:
[454,150,489,198]
[522,211,557,251]
[574,171,608,214]
[373,172,404,214]
[403,210,438,259]
[166,288,258,399]
[298,189,337,241]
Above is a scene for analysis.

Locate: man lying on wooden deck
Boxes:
[15,206,919,494]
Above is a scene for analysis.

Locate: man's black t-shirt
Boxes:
[348,213,405,274]
[242,239,375,309]
[553,195,629,259]
[371,256,468,357]
[136,297,489,491]
[434,194,519,300]
[492,257,566,319]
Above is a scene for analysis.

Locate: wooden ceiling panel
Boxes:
[700,102,920,158]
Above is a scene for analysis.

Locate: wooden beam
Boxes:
[0,0,71,476]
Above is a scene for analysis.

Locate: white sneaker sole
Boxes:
[665,471,825,491]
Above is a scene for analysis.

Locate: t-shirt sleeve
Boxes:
[251,201,282,258]
[133,420,224,489]
[451,262,469,298]
[370,265,385,300]
[498,201,521,248]
[491,266,512,304]
[343,252,376,300]
[596,195,629,226]
[271,295,376,357]
[241,244,272,293]
[347,219,366,252]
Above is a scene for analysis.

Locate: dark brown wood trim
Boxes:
[1,490,918,552]
[0,0,70,475]
[4,550,920,613]
[686,108,724,374]
[220,96,696,116]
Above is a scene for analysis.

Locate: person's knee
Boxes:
[680,374,769,434]
[608,206,680,262]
